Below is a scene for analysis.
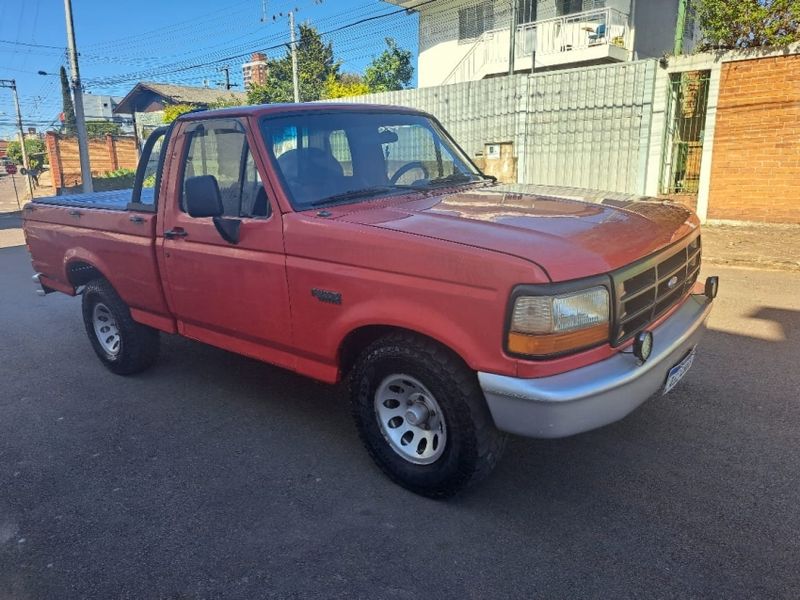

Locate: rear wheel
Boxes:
[81,278,159,375]
[350,332,506,498]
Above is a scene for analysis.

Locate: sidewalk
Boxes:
[702,223,800,272]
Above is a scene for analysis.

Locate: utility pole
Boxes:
[289,10,300,103]
[219,66,232,90]
[673,0,687,55]
[508,0,518,76]
[0,79,35,201]
[64,0,93,193]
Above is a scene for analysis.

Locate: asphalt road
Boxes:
[1,218,799,599]
[0,175,28,215]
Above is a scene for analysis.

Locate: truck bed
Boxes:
[32,187,155,211]
[23,186,170,322]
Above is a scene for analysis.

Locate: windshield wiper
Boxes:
[310,185,419,207]
[416,173,488,188]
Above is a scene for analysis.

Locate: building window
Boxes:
[516,0,537,25]
[558,0,585,16]
[458,2,494,41]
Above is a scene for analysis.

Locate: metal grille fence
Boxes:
[659,70,711,195]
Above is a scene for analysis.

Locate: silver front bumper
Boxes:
[479,294,713,439]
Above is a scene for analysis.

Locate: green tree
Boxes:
[247,24,340,104]
[85,121,123,136]
[322,73,370,99]
[209,95,246,109]
[7,138,47,170]
[364,38,413,92]
[60,66,76,135]
[162,103,198,123]
[692,0,800,49]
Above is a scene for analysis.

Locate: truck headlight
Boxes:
[508,286,610,357]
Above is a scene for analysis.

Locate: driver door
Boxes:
[159,116,293,366]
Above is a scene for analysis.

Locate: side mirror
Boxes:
[185,175,223,218]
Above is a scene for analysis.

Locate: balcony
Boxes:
[444,8,631,85]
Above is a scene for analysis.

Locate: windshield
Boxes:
[261,111,482,210]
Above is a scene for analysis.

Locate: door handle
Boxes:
[164,227,188,239]
[67,209,82,218]
[129,215,145,224]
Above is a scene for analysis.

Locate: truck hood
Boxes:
[333,186,700,281]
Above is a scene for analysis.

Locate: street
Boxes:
[0,213,798,599]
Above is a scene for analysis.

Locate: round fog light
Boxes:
[633,331,653,362]
[705,276,719,299]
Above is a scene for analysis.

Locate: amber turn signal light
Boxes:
[507,323,609,357]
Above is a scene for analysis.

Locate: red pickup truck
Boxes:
[23,103,717,497]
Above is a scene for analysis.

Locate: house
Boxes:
[113,82,246,115]
[82,94,133,133]
[384,0,698,87]
[113,82,247,143]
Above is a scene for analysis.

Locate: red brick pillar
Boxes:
[45,132,64,190]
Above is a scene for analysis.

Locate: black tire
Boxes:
[350,332,506,498]
[81,278,160,375]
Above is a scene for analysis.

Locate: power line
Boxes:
[0,39,66,50]
[82,0,435,88]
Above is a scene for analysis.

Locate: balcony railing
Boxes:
[443,7,631,85]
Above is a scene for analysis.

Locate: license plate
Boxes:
[663,348,696,395]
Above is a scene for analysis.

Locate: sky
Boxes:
[0,0,419,138]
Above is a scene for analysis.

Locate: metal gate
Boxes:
[659,70,711,195]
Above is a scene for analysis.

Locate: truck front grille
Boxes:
[611,236,701,345]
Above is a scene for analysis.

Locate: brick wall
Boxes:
[707,55,800,223]
[45,133,138,190]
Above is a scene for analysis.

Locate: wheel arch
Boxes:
[337,324,472,381]
[66,260,107,288]
[63,247,114,290]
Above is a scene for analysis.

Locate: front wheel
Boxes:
[81,278,160,375]
[350,332,506,498]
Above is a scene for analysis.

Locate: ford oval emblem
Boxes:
[667,275,679,289]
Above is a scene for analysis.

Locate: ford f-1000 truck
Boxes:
[22,103,717,497]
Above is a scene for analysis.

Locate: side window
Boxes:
[182,120,269,218]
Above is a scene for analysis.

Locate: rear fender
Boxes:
[64,247,113,290]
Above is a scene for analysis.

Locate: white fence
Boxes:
[524,59,656,193]
[334,59,657,195]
